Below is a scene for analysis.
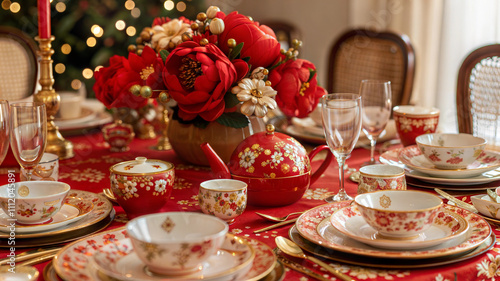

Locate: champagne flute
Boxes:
[10,102,47,181]
[0,100,9,165]
[321,93,362,202]
[359,80,392,165]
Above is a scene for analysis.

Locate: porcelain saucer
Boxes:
[92,234,254,281]
[330,205,469,250]
[399,145,500,179]
[0,197,93,234]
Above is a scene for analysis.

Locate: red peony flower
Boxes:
[163,41,248,122]
[268,58,327,118]
[218,11,281,69]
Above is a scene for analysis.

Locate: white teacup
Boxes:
[21,153,59,181]
[358,164,406,194]
[57,92,82,119]
[199,179,247,223]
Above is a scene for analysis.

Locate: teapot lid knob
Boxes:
[265,124,275,135]
[135,157,147,164]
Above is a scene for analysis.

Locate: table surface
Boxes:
[1,132,499,281]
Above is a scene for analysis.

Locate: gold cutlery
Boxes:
[253,218,297,233]
[275,236,354,281]
[255,211,304,222]
[0,247,60,266]
[273,248,331,281]
[18,253,57,266]
[434,188,478,213]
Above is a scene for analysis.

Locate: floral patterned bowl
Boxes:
[471,194,500,219]
[126,212,229,276]
[354,190,443,239]
[0,181,70,224]
[109,157,174,219]
[416,133,487,170]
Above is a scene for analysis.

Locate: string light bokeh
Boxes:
[0,0,204,96]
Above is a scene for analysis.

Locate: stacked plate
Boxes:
[0,190,114,248]
[289,201,494,269]
[379,145,500,190]
[51,227,283,281]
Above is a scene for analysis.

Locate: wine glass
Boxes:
[9,102,47,181]
[359,80,392,165]
[0,100,9,165]
[321,93,362,202]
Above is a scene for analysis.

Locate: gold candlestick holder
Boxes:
[34,36,74,159]
[153,97,172,151]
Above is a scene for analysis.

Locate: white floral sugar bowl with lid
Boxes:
[109,157,174,219]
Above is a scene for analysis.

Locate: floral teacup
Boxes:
[199,179,247,223]
[109,157,174,219]
[393,105,440,147]
[358,164,406,194]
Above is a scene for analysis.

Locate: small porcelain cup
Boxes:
[57,92,82,119]
[393,105,440,147]
[21,153,59,181]
[358,164,406,194]
[0,181,70,224]
[199,179,247,223]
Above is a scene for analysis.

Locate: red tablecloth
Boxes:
[1,133,500,281]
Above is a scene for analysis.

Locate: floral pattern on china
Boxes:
[53,227,276,281]
[93,6,327,131]
[198,186,246,218]
[394,115,438,132]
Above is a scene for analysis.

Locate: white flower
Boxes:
[250,67,267,80]
[151,19,192,50]
[271,151,284,164]
[155,179,167,193]
[239,150,256,168]
[209,18,224,35]
[389,180,398,189]
[124,181,138,195]
[206,6,220,19]
[231,78,277,118]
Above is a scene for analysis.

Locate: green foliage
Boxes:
[0,0,204,96]
[216,112,250,128]
[228,42,244,60]
[224,91,240,109]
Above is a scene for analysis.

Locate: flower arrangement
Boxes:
[93,6,327,129]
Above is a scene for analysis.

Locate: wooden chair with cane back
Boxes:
[327,28,416,107]
[457,44,500,151]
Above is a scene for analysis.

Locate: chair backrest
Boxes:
[457,44,500,150]
[327,28,415,106]
[0,26,38,101]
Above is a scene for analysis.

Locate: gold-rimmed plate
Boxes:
[0,196,93,234]
[289,225,496,269]
[0,190,112,240]
[53,227,279,281]
[296,202,491,259]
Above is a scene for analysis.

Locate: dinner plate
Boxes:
[329,205,469,250]
[0,196,93,234]
[0,208,115,248]
[289,225,496,269]
[0,190,112,239]
[54,227,278,281]
[380,149,500,185]
[296,202,491,259]
[54,106,96,126]
[399,145,500,179]
[92,234,255,281]
[44,260,285,281]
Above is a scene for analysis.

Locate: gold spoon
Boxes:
[255,211,304,222]
[275,236,354,281]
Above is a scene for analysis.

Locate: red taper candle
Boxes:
[37,0,51,39]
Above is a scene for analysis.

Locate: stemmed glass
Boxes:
[321,93,362,202]
[359,80,392,165]
[9,102,47,181]
[0,100,9,165]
